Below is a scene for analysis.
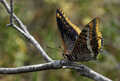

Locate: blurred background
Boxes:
[0,0,120,81]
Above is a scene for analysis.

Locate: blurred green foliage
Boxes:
[0,0,120,81]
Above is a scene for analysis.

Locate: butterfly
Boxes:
[56,8,103,61]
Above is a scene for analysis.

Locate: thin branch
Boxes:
[9,0,13,25]
[0,0,53,62]
[0,60,62,74]
[64,65,112,81]
[6,0,14,26]
[0,0,28,33]
[0,60,112,81]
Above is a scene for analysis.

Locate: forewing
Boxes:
[56,8,81,53]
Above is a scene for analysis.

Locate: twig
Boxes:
[64,65,112,81]
[0,60,62,74]
[6,0,14,26]
[9,0,13,25]
[0,0,113,81]
[0,0,53,62]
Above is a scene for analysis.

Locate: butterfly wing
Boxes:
[64,25,92,61]
[56,8,81,54]
[86,17,103,58]
[64,17,103,61]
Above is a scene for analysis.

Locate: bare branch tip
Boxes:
[6,23,13,27]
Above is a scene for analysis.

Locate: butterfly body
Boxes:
[56,8,103,62]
